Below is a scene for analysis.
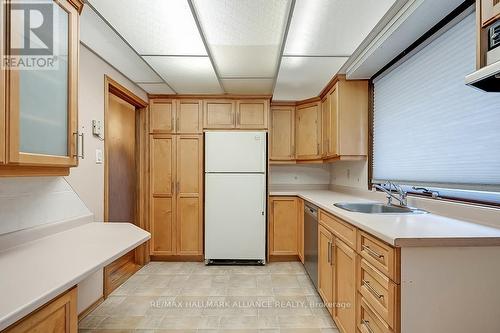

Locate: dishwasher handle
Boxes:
[304,204,318,219]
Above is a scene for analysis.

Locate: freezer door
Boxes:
[205,131,266,173]
[205,173,266,261]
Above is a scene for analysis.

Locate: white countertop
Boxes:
[0,222,150,331]
[270,190,500,247]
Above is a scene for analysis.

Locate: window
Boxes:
[372,12,500,205]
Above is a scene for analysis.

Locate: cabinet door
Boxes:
[295,103,321,160]
[297,199,305,263]
[236,100,269,129]
[176,135,203,255]
[203,100,236,129]
[269,197,298,256]
[481,0,500,26]
[0,0,4,164]
[321,96,330,157]
[177,100,202,134]
[334,238,357,333]
[270,106,295,160]
[4,287,77,333]
[150,135,176,255]
[318,224,334,314]
[150,99,176,133]
[7,0,79,167]
[328,86,339,156]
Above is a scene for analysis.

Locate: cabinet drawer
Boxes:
[319,210,356,249]
[357,296,393,333]
[358,259,398,328]
[357,231,399,282]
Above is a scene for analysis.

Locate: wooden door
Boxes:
[107,94,136,223]
[328,86,339,156]
[7,0,79,167]
[177,100,202,134]
[297,198,305,263]
[203,100,236,129]
[321,96,330,157]
[270,106,295,160]
[236,100,269,129]
[176,135,203,255]
[150,135,176,255]
[334,238,357,333]
[269,197,298,256]
[150,99,176,133]
[318,224,334,314]
[295,102,321,160]
[4,287,77,333]
[0,0,4,165]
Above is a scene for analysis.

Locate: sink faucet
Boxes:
[374,181,408,207]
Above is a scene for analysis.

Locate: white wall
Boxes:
[329,160,369,189]
[65,44,147,223]
[0,177,91,235]
[270,164,331,186]
[64,44,148,314]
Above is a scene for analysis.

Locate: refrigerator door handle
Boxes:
[261,177,266,216]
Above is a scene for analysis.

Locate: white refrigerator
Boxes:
[205,131,267,263]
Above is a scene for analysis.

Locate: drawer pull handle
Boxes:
[362,279,384,299]
[361,319,375,333]
[362,245,384,260]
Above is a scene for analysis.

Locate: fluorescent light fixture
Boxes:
[88,0,207,55]
[192,0,291,77]
[274,57,348,100]
[143,56,222,94]
[284,0,397,56]
[222,79,274,94]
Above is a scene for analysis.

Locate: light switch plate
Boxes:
[95,149,103,164]
[92,120,103,137]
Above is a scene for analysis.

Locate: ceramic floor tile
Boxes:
[85,262,333,332]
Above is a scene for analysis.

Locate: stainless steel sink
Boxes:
[334,202,427,214]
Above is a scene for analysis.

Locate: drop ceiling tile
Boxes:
[222,79,274,94]
[143,56,223,94]
[284,0,396,56]
[138,83,175,95]
[273,57,348,100]
[193,0,291,77]
[87,0,206,55]
[80,6,162,83]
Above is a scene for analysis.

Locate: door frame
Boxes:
[103,75,148,296]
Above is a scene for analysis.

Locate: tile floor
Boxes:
[79,262,339,333]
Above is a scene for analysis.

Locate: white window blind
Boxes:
[373,13,500,193]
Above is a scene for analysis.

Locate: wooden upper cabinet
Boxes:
[203,100,236,129]
[236,100,269,129]
[4,287,77,333]
[270,106,295,161]
[177,100,202,134]
[335,80,368,157]
[295,102,321,160]
[150,99,176,133]
[176,135,203,255]
[481,0,500,27]
[269,197,299,256]
[4,0,80,169]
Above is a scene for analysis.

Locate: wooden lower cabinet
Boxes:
[333,238,357,333]
[149,135,203,258]
[268,197,299,259]
[4,287,77,333]
[315,207,400,333]
[297,198,305,263]
[318,224,334,314]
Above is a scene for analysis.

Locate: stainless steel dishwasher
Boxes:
[304,202,318,288]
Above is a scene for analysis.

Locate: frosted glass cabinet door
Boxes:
[7,0,79,166]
